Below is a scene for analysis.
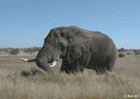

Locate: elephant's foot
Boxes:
[95,66,106,75]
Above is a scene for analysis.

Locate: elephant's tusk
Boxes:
[21,58,57,67]
[21,58,28,62]
[50,61,57,67]
[21,58,36,62]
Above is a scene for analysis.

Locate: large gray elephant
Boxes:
[21,26,117,75]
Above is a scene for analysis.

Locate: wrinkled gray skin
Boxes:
[22,26,117,75]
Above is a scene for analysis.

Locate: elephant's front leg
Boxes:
[59,59,70,73]
[60,59,80,74]
[72,61,83,73]
[75,53,91,73]
[68,60,84,74]
[59,60,65,73]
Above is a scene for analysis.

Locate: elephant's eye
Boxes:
[55,34,58,38]
[67,36,70,39]
[60,43,63,47]
[61,33,64,37]
[60,43,64,50]
[67,36,72,42]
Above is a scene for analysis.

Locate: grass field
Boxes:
[0,51,140,99]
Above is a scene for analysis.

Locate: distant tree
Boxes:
[10,48,19,55]
[23,47,41,54]
[0,48,1,52]
[32,46,41,51]
[133,50,140,55]
[118,47,125,52]
[127,52,132,55]
[118,53,125,57]
[2,48,8,53]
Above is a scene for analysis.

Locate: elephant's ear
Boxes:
[68,32,92,59]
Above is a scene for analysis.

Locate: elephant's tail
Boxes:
[21,58,36,62]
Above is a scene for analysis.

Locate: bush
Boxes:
[133,50,140,55]
[118,47,125,52]
[127,52,132,55]
[2,48,8,53]
[10,48,19,55]
[0,48,2,52]
[32,46,41,52]
[23,48,32,54]
[23,47,41,54]
[118,53,125,57]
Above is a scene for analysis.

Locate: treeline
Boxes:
[0,47,140,55]
[117,47,140,58]
[117,47,140,55]
[0,47,41,55]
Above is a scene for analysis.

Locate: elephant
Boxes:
[21,26,117,75]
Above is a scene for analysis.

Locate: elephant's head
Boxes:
[36,26,91,74]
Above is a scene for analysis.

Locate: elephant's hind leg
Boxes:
[104,55,116,72]
[95,55,116,75]
[105,45,117,72]
[94,64,106,75]
[60,59,67,73]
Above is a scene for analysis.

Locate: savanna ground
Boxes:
[0,50,140,99]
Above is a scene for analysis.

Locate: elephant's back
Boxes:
[89,31,116,59]
[89,31,109,39]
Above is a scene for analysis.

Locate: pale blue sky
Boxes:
[0,0,140,49]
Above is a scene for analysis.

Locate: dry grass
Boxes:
[0,51,140,99]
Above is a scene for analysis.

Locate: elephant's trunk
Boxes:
[36,43,60,74]
[36,56,54,74]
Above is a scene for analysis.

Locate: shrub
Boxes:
[23,47,41,54]
[118,47,125,52]
[0,48,2,52]
[32,46,41,52]
[127,52,132,55]
[133,50,140,55]
[10,48,19,55]
[23,48,32,54]
[2,48,8,53]
[118,53,125,57]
